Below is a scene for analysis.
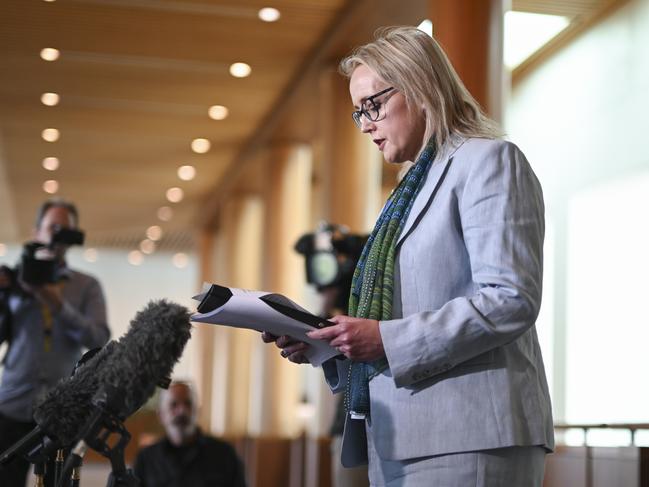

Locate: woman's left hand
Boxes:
[307,315,385,361]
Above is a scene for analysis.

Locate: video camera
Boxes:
[0,226,85,290]
[294,222,367,290]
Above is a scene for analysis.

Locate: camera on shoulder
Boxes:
[294,222,367,289]
[1,227,85,290]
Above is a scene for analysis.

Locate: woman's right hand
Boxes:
[261,332,310,364]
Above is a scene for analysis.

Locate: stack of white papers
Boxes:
[191,284,341,367]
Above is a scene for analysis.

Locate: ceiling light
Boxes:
[140,239,156,254]
[128,250,144,266]
[504,11,570,70]
[0,243,6,257]
[43,180,59,194]
[208,105,229,120]
[166,187,184,203]
[40,48,60,61]
[41,92,60,106]
[146,225,163,241]
[177,165,196,181]
[229,62,251,78]
[84,248,98,262]
[42,128,60,142]
[172,253,189,269]
[42,157,59,171]
[258,7,280,22]
[157,206,173,222]
[191,138,210,154]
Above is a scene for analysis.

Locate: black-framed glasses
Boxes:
[351,87,395,128]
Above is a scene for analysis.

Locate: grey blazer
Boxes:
[325,136,554,467]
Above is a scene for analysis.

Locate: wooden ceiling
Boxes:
[0,0,612,251]
[0,0,353,249]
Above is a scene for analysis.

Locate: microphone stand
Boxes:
[33,461,46,487]
[57,386,139,487]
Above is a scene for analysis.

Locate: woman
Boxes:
[265,26,553,486]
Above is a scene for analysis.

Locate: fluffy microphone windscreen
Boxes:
[102,299,192,417]
[33,300,191,446]
[32,341,118,445]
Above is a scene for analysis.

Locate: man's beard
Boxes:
[169,415,196,440]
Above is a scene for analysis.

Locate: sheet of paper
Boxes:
[191,286,340,367]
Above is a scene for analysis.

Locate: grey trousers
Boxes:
[367,430,546,487]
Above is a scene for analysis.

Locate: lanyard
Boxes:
[41,303,53,353]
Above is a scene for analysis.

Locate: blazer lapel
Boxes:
[396,135,467,250]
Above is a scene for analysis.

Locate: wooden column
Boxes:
[210,194,265,436]
[320,67,383,234]
[428,0,506,122]
[193,228,221,431]
[248,143,312,437]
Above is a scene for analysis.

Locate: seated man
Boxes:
[134,381,246,487]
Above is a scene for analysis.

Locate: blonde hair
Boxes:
[339,26,502,149]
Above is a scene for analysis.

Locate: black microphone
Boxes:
[0,299,192,466]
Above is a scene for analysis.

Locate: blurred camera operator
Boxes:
[294,223,369,487]
[0,199,110,487]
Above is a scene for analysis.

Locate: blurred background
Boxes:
[1,0,648,485]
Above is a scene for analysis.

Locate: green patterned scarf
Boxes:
[346,139,437,419]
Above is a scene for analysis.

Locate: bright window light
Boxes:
[417,19,432,37]
[504,11,570,70]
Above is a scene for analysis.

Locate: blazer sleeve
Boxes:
[379,141,545,388]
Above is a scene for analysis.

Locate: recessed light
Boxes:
[166,187,184,203]
[84,248,98,262]
[43,180,59,194]
[41,92,60,106]
[157,206,173,222]
[42,157,59,171]
[208,105,229,120]
[177,165,196,181]
[42,128,60,142]
[40,48,60,61]
[258,7,280,22]
[173,253,189,269]
[140,239,156,254]
[128,250,144,266]
[191,138,210,154]
[146,225,163,241]
[229,62,251,78]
